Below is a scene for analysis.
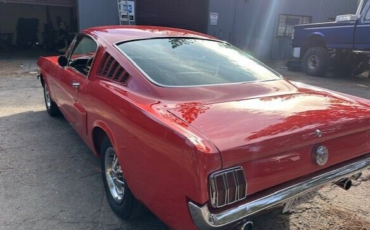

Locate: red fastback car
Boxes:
[37,26,370,230]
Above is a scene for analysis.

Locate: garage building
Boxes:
[76,0,359,60]
[0,0,361,60]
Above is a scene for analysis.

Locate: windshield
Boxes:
[117,38,281,87]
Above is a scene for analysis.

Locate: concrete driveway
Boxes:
[0,51,167,230]
[0,51,369,230]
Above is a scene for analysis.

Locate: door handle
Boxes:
[71,81,80,89]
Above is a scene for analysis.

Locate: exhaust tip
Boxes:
[351,173,362,181]
[237,221,253,230]
[335,179,352,190]
[245,222,254,230]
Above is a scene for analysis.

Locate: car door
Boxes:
[57,34,98,133]
[354,1,370,51]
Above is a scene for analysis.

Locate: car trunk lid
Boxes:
[168,91,370,195]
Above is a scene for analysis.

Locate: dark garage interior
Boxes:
[0,0,77,58]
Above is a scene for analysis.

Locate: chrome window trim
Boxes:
[113,38,282,88]
[67,33,99,79]
[188,155,370,230]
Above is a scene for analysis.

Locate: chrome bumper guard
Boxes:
[188,156,370,230]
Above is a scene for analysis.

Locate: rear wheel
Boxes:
[333,53,369,76]
[43,83,60,117]
[100,136,147,220]
[302,47,330,77]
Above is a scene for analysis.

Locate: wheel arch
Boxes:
[92,121,118,157]
[303,33,327,57]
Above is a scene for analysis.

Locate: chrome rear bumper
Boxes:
[188,156,370,230]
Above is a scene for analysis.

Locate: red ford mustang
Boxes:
[37,26,370,230]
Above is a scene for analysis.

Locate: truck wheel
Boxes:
[302,47,330,77]
[349,54,368,76]
[100,136,147,220]
[43,84,60,117]
[333,53,369,76]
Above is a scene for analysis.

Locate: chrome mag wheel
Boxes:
[105,147,125,203]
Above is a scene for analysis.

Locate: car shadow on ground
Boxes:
[0,110,169,230]
[0,110,298,230]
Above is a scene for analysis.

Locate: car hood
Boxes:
[168,86,370,165]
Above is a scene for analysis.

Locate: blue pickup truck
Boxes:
[289,0,370,77]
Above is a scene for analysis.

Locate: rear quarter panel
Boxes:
[81,78,221,230]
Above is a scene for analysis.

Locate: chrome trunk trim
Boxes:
[189,156,370,230]
[353,50,370,54]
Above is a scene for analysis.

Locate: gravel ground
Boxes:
[0,51,369,230]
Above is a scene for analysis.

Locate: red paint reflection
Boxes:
[174,102,210,124]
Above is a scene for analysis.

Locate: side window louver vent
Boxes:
[96,52,130,84]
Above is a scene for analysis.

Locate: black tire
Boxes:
[302,47,330,77]
[43,84,60,117]
[287,61,302,72]
[333,53,369,76]
[352,55,369,76]
[100,136,147,220]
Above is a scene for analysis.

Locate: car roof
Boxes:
[83,25,218,44]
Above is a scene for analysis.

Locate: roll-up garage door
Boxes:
[0,0,76,7]
[136,0,207,33]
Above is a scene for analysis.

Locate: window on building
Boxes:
[277,15,311,37]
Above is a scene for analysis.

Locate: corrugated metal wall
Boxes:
[0,0,75,7]
[136,0,208,33]
[208,0,358,60]
[77,0,208,33]
[77,0,119,31]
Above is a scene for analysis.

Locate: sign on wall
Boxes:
[210,12,218,26]
[120,0,135,22]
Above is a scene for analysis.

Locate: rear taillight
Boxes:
[209,167,247,208]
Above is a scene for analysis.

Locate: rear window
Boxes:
[117,38,280,87]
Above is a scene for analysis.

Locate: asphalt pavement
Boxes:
[0,53,167,230]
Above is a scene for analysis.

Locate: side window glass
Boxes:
[70,37,97,60]
[68,36,97,76]
[366,8,370,22]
